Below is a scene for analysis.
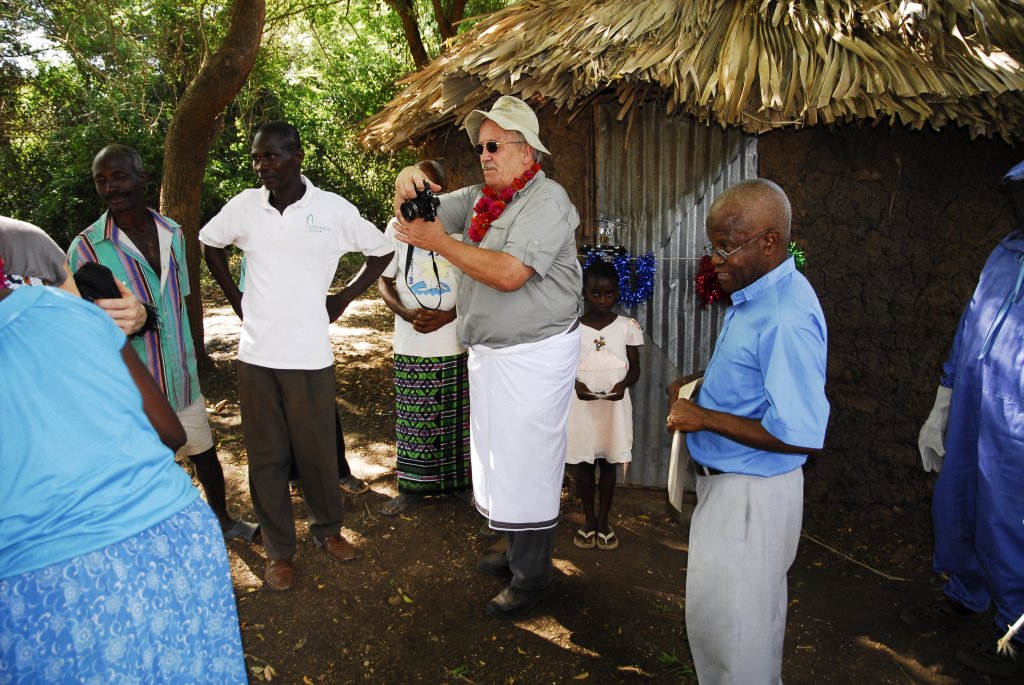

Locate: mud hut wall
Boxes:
[759,126,1021,504]
[418,108,595,231]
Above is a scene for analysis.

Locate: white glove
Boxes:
[918,385,952,473]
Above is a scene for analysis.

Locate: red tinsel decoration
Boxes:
[695,255,726,309]
[468,163,541,242]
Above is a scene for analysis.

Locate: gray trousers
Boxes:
[238,361,342,560]
[503,527,557,591]
[685,468,803,685]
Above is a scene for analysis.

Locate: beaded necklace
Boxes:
[468,163,542,242]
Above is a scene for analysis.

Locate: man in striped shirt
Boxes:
[69,144,258,543]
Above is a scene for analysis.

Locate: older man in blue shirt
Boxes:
[668,179,829,685]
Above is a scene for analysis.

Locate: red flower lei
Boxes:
[468,163,542,242]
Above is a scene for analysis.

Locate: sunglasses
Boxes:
[474,140,526,156]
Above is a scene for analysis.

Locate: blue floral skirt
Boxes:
[0,498,247,684]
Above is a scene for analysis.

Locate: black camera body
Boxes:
[400,182,440,222]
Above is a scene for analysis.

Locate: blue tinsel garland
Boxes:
[581,246,657,308]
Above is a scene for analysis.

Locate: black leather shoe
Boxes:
[900,598,979,630]
[485,583,553,619]
[956,635,1020,678]
[476,552,512,578]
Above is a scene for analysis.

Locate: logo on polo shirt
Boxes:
[305,214,330,234]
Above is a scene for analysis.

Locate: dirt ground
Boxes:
[196,295,1006,685]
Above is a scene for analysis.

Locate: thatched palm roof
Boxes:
[360,0,1024,150]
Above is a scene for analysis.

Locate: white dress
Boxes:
[566,315,643,464]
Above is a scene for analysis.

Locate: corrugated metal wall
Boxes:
[594,104,757,487]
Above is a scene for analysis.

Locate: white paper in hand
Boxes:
[667,377,703,511]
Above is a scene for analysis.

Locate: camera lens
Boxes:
[400,200,418,221]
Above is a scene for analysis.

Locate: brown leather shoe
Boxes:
[265,558,295,591]
[314,533,357,563]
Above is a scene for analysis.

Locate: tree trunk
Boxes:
[160,0,265,368]
[386,0,430,68]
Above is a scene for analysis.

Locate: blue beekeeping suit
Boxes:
[932,218,1024,642]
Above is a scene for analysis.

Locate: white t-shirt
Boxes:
[382,221,464,357]
[199,176,393,369]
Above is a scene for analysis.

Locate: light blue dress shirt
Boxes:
[686,257,829,476]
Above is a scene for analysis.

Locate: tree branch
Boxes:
[384,0,429,68]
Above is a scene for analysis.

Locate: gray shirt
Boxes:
[435,171,582,348]
[0,216,68,287]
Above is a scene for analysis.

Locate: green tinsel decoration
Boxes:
[787,242,806,272]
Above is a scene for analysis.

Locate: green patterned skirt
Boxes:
[394,353,471,495]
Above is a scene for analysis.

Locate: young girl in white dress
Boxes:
[566,259,642,550]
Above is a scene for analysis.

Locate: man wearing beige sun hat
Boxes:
[393,95,582,618]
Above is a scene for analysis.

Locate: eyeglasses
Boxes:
[474,140,526,156]
[703,228,772,261]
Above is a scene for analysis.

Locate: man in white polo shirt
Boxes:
[200,121,393,591]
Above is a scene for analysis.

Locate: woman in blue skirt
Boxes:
[0,246,247,683]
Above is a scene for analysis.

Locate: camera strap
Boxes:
[404,244,442,311]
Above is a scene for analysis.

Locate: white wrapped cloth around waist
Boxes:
[469,328,581,529]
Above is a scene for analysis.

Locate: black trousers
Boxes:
[505,527,557,591]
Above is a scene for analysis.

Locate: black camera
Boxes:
[73,262,121,302]
[400,182,440,222]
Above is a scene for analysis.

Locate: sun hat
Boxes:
[464,95,549,154]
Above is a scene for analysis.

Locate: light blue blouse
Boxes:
[0,287,197,579]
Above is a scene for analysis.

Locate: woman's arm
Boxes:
[122,344,186,451]
[378,275,413,322]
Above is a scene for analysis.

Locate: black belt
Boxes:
[695,463,726,476]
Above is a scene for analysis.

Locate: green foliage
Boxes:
[222,0,420,226]
[0,0,512,246]
[0,0,223,244]
[657,651,698,682]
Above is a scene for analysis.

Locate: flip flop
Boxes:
[573,528,597,549]
[380,494,416,517]
[224,520,260,543]
[339,476,370,495]
[597,528,619,550]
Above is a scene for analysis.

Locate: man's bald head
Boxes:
[705,179,793,293]
[708,178,791,246]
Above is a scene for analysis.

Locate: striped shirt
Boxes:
[68,210,200,412]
